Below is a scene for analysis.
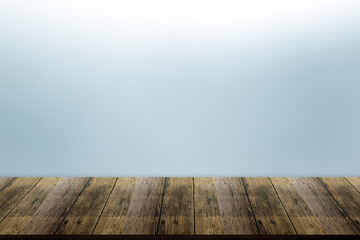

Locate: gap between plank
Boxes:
[54,177,92,234]
[241,177,260,235]
[0,177,16,192]
[91,177,118,234]
[0,177,43,225]
[317,177,360,233]
[344,177,360,195]
[156,177,168,235]
[268,178,298,235]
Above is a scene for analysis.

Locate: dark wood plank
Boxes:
[194,177,223,234]
[0,178,41,223]
[19,177,90,234]
[158,177,194,235]
[319,177,360,231]
[121,177,166,235]
[55,177,117,235]
[270,177,325,234]
[0,178,15,191]
[346,177,360,193]
[243,177,296,235]
[291,177,359,234]
[93,177,137,234]
[0,178,61,234]
[214,177,258,234]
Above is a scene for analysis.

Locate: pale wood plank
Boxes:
[270,177,325,234]
[0,177,41,223]
[93,177,137,234]
[0,178,61,234]
[243,177,296,235]
[0,178,15,191]
[291,177,359,234]
[194,177,223,234]
[158,177,194,235]
[320,177,360,231]
[346,177,360,193]
[19,177,90,234]
[121,177,166,235]
[55,177,117,235]
[214,177,258,234]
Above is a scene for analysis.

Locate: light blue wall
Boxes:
[1,1,360,176]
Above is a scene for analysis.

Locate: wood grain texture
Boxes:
[158,177,194,235]
[270,177,325,234]
[194,177,223,235]
[0,177,359,236]
[93,177,137,235]
[291,177,359,234]
[0,177,41,223]
[319,177,360,231]
[19,177,90,234]
[346,177,360,193]
[56,177,117,235]
[0,178,15,192]
[243,177,296,235]
[213,177,258,235]
[121,177,166,235]
[0,178,61,234]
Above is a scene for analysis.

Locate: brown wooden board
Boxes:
[214,177,258,234]
[291,177,359,234]
[0,178,15,192]
[270,177,325,234]
[194,177,223,234]
[120,177,166,235]
[0,178,41,223]
[19,177,90,234]
[319,177,360,231]
[158,177,194,235]
[93,177,137,234]
[55,177,117,235]
[243,178,296,235]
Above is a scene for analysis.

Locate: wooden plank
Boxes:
[346,177,360,193]
[158,177,194,235]
[291,177,359,234]
[319,177,360,231]
[243,177,296,235]
[270,177,325,234]
[121,177,166,235]
[93,177,137,234]
[0,177,61,234]
[0,177,41,223]
[214,177,258,235]
[194,177,223,234]
[55,177,117,235]
[19,177,90,234]
[0,178,15,191]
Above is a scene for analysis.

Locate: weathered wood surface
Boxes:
[0,177,359,235]
[243,177,296,235]
[93,177,137,234]
[214,177,258,234]
[291,177,359,234]
[56,177,117,235]
[319,177,360,231]
[194,177,223,235]
[0,178,15,192]
[120,177,166,235]
[20,177,90,234]
[0,178,41,223]
[158,177,194,235]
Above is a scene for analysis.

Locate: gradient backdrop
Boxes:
[1,0,360,176]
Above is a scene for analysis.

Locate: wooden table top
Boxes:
[0,177,359,236]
